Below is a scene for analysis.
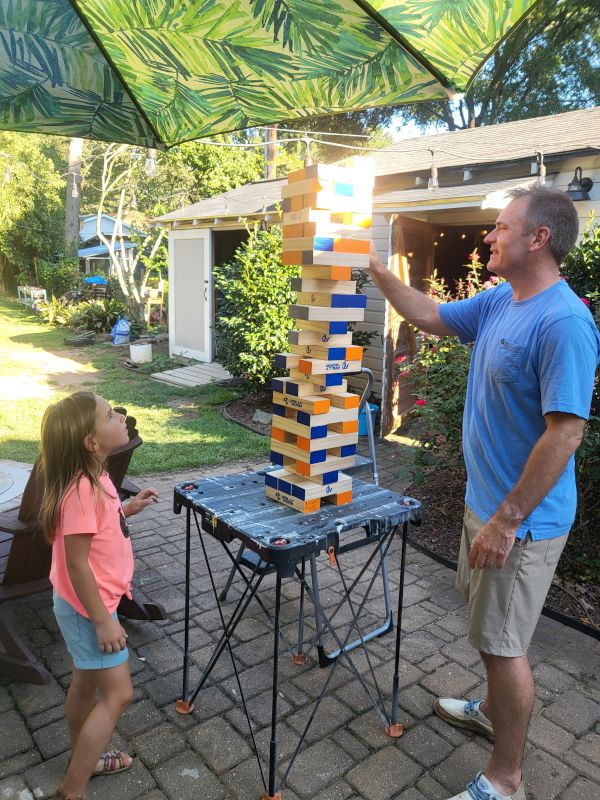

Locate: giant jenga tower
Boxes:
[265,157,374,513]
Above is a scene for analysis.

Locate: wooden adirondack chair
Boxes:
[0,409,166,685]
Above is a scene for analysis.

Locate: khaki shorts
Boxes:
[456,506,568,657]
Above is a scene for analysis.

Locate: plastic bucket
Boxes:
[358,402,379,436]
[129,343,152,363]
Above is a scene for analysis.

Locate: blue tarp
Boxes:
[78,241,135,258]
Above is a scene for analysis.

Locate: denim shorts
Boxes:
[53,593,129,670]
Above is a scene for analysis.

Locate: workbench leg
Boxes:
[177,507,194,715]
[293,558,307,665]
[264,574,282,800]
[387,523,408,737]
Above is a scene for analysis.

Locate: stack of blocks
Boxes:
[266,157,374,513]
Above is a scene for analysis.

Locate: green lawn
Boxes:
[0,297,269,474]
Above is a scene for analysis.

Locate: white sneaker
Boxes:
[434,698,494,741]
[448,772,527,799]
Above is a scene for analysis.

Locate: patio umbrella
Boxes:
[0,1,541,148]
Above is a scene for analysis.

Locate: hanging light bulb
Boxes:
[428,148,439,191]
[439,231,445,238]
[145,148,157,177]
[536,151,546,185]
[461,233,467,240]
[71,177,79,199]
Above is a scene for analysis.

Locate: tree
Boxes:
[395,0,600,131]
[0,132,65,292]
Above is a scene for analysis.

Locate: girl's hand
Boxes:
[95,617,128,653]
[123,487,159,517]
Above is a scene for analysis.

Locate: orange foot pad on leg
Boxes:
[175,699,194,715]
[262,794,282,800]
[385,722,405,738]
[292,653,307,665]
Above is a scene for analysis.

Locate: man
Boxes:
[369,186,600,800]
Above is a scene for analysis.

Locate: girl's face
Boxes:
[87,396,129,459]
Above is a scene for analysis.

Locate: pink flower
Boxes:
[581,297,591,307]
[415,398,427,406]
[395,354,408,364]
[468,253,474,261]
[430,346,438,353]
[398,369,410,378]
[489,276,499,284]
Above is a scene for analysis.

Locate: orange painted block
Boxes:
[287,167,306,183]
[291,195,305,211]
[324,490,353,506]
[330,420,359,434]
[333,238,370,255]
[296,435,311,452]
[322,391,360,409]
[282,250,302,265]
[345,346,363,361]
[283,224,304,238]
[271,426,286,442]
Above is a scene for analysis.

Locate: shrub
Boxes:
[560,215,600,536]
[214,223,300,392]
[36,257,80,298]
[38,296,79,326]
[70,299,127,332]
[405,250,496,461]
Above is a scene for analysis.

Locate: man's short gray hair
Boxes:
[507,184,579,266]
[507,185,579,265]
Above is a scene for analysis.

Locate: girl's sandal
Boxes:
[92,751,133,776]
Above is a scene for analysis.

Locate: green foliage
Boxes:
[70,299,127,333]
[405,251,496,460]
[34,257,80,298]
[396,0,599,131]
[0,132,65,289]
[37,297,78,327]
[560,216,600,536]
[214,223,300,391]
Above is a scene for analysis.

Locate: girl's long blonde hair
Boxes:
[39,391,105,544]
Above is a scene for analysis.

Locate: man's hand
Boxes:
[95,616,128,653]
[468,518,518,570]
[124,487,159,517]
[369,240,386,275]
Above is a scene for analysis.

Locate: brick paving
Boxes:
[1,440,599,800]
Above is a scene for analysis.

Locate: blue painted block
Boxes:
[313,236,334,251]
[279,478,292,495]
[265,473,278,489]
[286,382,299,396]
[272,404,286,417]
[296,411,310,427]
[327,347,347,360]
[311,425,328,439]
[323,374,343,386]
[322,470,339,484]
[331,294,368,309]
[338,444,357,457]
[291,484,305,500]
[334,182,354,197]
[309,449,327,464]
[270,451,284,465]
[272,378,285,393]
[329,321,348,334]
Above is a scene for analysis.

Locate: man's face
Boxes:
[484,198,533,277]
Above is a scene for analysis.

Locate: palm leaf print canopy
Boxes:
[0,0,541,147]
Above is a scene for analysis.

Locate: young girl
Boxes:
[39,391,159,800]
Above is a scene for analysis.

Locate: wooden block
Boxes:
[283,237,370,255]
[283,208,337,226]
[274,415,329,439]
[265,485,320,514]
[283,250,370,268]
[291,278,356,294]
[273,352,301,369]
[290,344,363,361]
[290,453,356,478]
[298,358,362,376]
[296,292,367,309]
[294,318,349,335]
[323,490,353,506]
[287,167,307,183]
[322,391,361,409]
[300,192,372,213]
[282,223,305,238]
[281,178,329,199]
[301,266,352,281]
[296,430,358,453]
[289,369,348,390]
[272,378,315,397]
[288,329,353,346]
[270,439,328,464]
[290,304,365,322]
[266,469,352,501]
[283,208,371,227]
[295,406,359,427]
[329,419,359,434]
[310,251,370,269]
[272,391,330,415]
[284,222,370,241]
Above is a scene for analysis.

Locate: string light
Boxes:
[536,150,546,185]
[428,148,439,190]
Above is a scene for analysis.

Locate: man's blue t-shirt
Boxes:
[439,280,600,539]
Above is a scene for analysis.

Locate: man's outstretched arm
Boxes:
[369,242,457,337]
